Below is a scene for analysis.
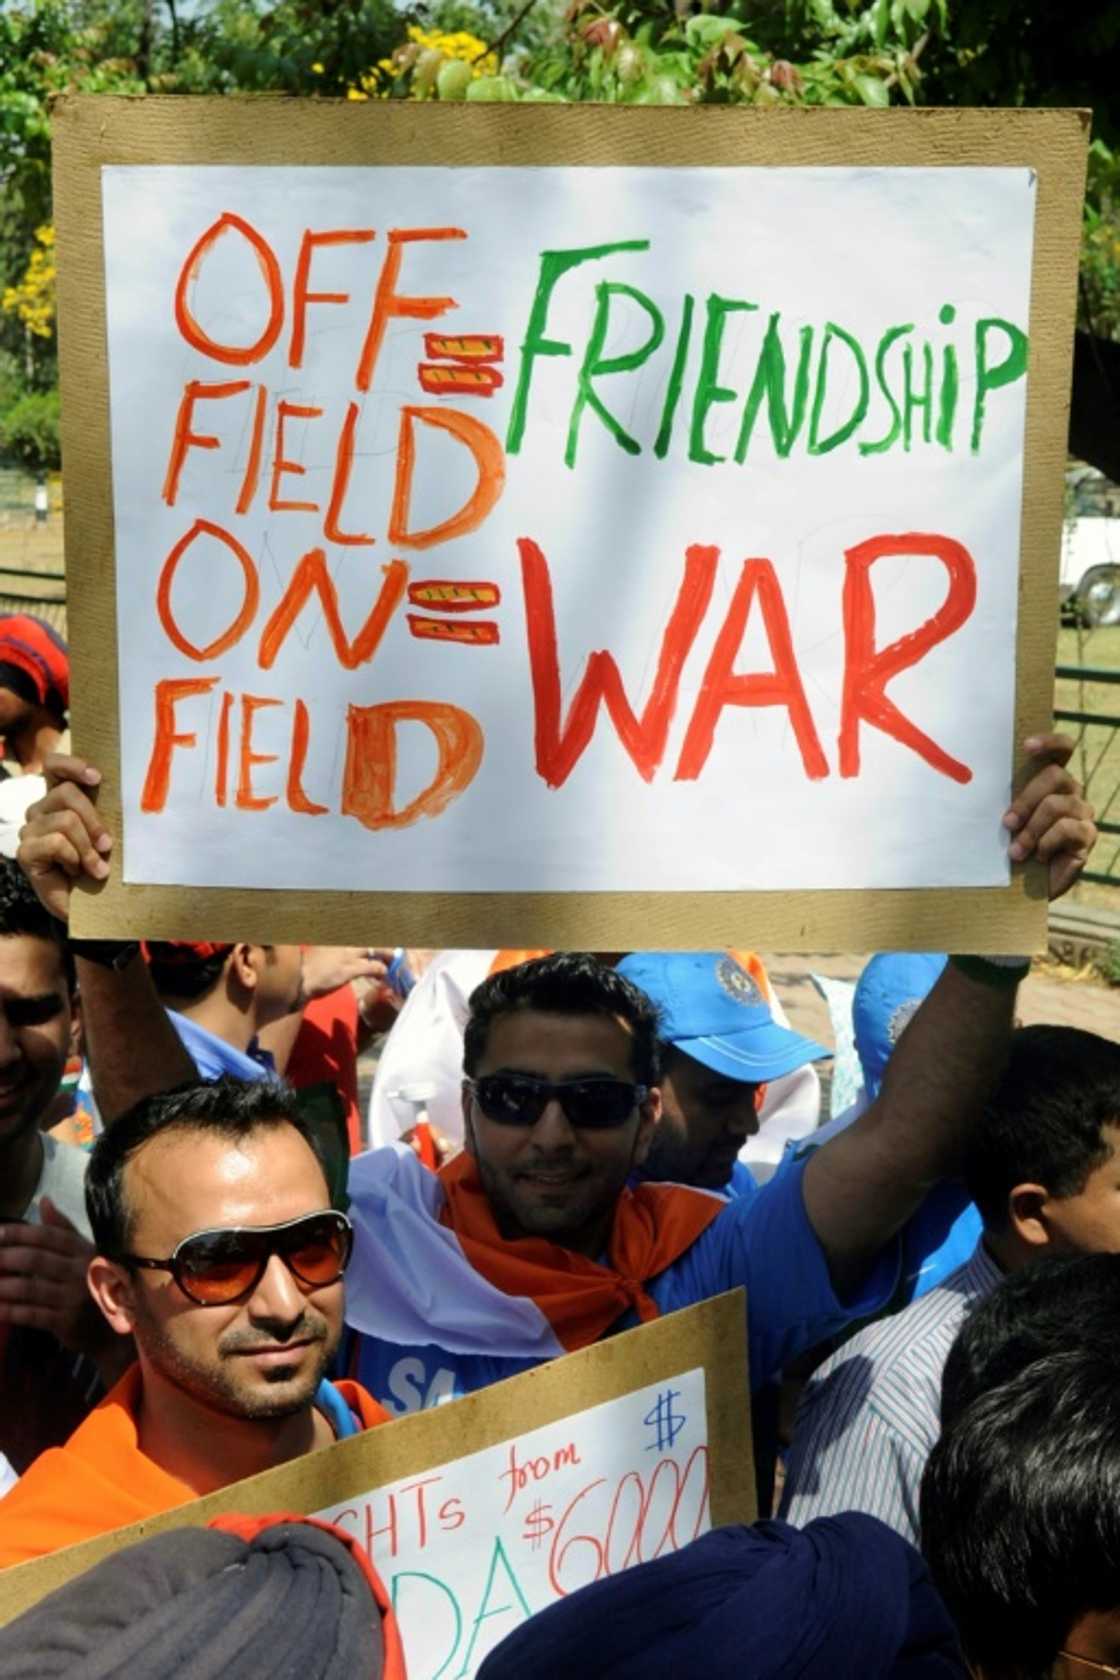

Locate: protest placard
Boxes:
[0,1290,753,1677]
[313,1363,715,1675]
[52,98,1087,949]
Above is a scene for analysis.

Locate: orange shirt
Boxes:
[0,1365,389,1571]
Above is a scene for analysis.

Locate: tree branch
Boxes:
[164,0,180,63]
[475,0,541,66]
[884,28,930,90]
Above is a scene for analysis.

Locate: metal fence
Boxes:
[1054,664,1120,888]
[0,465,40,521]
[0,465,66,633]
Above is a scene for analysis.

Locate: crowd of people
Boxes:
[0,618,1113,1678]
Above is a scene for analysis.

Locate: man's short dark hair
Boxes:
[144,942,231,1002]
[964,1025,1120,1231]
[0,855,73,988]
[85,1077,330,1257]
[941,1252,1120,1432]
[921,1350,1120,1680]
[462,953,662,1088]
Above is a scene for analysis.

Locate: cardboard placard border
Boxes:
[0,1289,753,1625]
[53,97,1088,950]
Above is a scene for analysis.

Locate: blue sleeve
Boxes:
[674,1156,900,1389]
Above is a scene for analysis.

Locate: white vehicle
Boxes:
[1061,464,1120,626]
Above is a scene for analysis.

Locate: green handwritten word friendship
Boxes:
[506,241,1028,467]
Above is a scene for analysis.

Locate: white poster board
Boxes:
[101,162,1031,897]
[54,100,1088,947]
[317,1366,709,1678]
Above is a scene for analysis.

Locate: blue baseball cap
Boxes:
[853,952,947,1101]
[616,951,830,1083]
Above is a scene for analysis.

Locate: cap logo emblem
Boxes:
[887,999,922,1046]
[715,956,764,1008]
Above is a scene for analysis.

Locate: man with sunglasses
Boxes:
[0,1078,389,1569]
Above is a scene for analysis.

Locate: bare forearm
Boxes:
[873,959,1018,1180]
[79,955,195,1123]
[804,959,1018,1289]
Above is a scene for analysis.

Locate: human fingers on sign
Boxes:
[1001,734,1096,901]
[18,754,111,921]
[300,946,393,1000]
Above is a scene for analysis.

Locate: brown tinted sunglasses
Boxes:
[120,1210,353,1306]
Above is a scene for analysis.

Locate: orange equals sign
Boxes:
[419,333,504,398]
[424,334,503,363]
[408,616,499,645]
[418,364,503,397]
[407,579,501,645]
[409,580,501,612]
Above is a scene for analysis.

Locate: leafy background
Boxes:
[1,0,1119,471]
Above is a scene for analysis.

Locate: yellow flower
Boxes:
[0,226,56,338]
[311,61,324,73]
[346,86,369,99]
[402,23,496,75]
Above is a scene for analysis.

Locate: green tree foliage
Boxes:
[0,388,61,473]
[505,0,942,109]
[920,0,1120,132]
[150,0,403,98]
[918,0,1120,341]
[1,0,1119,473]
[0,0,142,384]
[0,0,146,226]
[1082,141,1120,344]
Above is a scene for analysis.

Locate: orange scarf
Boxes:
[438,1152,723,1352]
[0,1366,389,1570]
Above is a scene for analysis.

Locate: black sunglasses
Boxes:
[466,1074,648,1130]
[120,1210,353,1307]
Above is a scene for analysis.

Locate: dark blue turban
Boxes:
[478,1514,966,1680]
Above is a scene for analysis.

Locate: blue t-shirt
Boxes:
[350,1157,898,1418]
[724,1159,759,1201]
[630,1160,758,1199]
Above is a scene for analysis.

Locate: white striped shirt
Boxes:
[779,1241,1002,1544]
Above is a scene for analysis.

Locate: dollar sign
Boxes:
[522,1498,554,1549]
[643,1387,686,1452]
